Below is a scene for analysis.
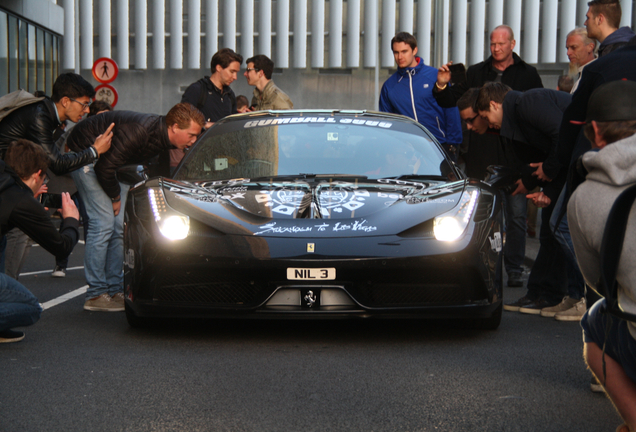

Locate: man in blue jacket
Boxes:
[379,32,462,162]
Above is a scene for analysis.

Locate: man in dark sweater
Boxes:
[67,103,204,312]
[433,25,543,288]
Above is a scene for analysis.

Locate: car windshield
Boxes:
[175,115,455,181]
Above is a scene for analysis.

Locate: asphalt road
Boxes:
[0,240,622,431]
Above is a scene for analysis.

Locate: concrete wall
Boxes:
[74,65,566,115]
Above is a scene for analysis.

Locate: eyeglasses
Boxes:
[245,68,260,73]
[70,98,91,110]
[43,173,49,185]
[464,112,480,125]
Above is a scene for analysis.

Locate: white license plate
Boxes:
[287,268,336,280]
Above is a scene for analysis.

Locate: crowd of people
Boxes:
[0,0,635,429]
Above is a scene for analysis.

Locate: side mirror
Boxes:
[484,165,520,194]
[117,164,148,185]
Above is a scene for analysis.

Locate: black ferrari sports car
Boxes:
[122,110,509,329]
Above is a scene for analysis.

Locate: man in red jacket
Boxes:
[67,102,204,312]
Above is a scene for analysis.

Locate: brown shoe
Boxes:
[111,292,125,306]
[555,298,586,322]
[84,293,124,312]
[540,296,578,318]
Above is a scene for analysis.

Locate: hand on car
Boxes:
[530,162,552,182]
[61,192,80,220]
[93,122,115,155]
[526,191,551,208]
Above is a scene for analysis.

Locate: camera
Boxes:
[40,193,63,209]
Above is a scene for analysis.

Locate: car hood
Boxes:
[158,177,468,237]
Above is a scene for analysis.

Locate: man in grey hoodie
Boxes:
[568,80,636,430]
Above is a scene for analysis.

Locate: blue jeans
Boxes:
[582,299,636,383]
[0,273,42,332]
[503,192,527,275]
[71,164,129,300]
[549,186,586,300]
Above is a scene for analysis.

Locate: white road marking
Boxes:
[19,265,85,277]
[41,285,88,310]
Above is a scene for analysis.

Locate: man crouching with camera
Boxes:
[0,139,80,343]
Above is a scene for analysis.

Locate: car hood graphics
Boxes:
[160,177,467,237]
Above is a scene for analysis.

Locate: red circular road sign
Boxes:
[92,57,119,84]
[94,84,119,108]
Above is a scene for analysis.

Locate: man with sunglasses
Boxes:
[0,73,113,280]
[244,55,293,111]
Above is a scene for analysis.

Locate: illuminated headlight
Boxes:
[148,189,190,240]
[433,189,479,241]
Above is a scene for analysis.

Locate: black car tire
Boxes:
[125,302,151,328]
[473,302,503,330]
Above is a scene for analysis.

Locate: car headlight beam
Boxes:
[148,189,190,240]
[433,189,479,241]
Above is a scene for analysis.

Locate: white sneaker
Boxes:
[51,266,66,278]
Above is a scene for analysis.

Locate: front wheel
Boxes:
[125,302,151,328]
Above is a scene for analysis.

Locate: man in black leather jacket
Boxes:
[0,140,80,343]
[0,73,113,280]
[66,102,205,312]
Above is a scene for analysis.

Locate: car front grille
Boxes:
[153,272,268,307]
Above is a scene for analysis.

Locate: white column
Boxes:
[399,0,414,34]
[277,0,289,68]
[433,0,450,66]
[522,0,539,63]
[488,0,504,31]
[153,0,165,69]
[559,0,577,63]
[577,0,588,27]
[241,0,254,60]
[135,0,147,69]
[188,0,201,69]
[293,0,307,68]
[416,0,432,64]
[223,0,236,50]
[451,0,467,64]
[170,0,183,69]
[381,0,396,67]
[258,0,271,57]
[116,0,129,69]
[205,0,218,62]
[469,0,486,64]
[80,0,93,69]
[346,0,360,68]
[311,0,324,67]
[363,0,378,67]
[98,0,110,58]
[622,0,633,27]
[328,0,342,67]
[540,0,558,63]
[505,0,522,55]
[62,0,75,70]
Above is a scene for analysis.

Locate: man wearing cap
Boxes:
[568,80,636,431]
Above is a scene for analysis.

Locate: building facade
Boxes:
[2,0,635,113]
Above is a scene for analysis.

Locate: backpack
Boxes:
[596,183,636,322]
[0,89,45,122]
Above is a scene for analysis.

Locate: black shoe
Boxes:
[503,295,535,312]
[519,298,560,315]
[507,272,523,287]
[0,329,25,343]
